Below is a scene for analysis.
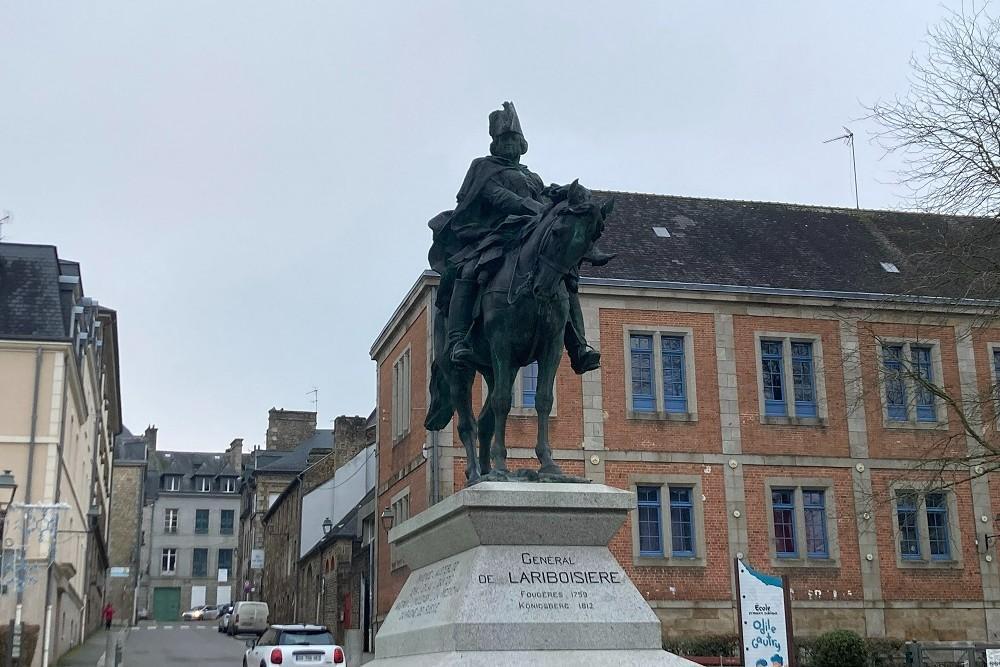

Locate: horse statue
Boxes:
[425,181,614,485]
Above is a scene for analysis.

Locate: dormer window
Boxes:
[221,477,237,493]
[196,476,212,493]
[162,475,181,492]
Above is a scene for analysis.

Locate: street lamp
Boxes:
[322,517,333,536]
[380,507,395,533]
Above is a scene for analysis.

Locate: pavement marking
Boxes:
[180,625,190,629]
[162,625,173,630]
[146,626,157,630]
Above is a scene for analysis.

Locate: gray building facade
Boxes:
[138,441,242,621]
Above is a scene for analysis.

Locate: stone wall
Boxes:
[261,481,301,623]
[266,408,317,451]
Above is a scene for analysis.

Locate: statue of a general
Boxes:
[426,102,615,485]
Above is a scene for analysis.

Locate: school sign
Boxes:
[737,559,795,667]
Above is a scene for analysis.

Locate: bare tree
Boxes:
[856,4,1000,511]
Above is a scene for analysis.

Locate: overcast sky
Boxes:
[0,1,962,451]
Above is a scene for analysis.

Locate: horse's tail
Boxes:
[424,357,454,431]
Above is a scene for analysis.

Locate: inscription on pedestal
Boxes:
[394,560,461,620]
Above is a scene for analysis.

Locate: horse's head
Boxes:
[533,180,615,296]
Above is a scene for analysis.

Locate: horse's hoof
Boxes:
[538,463,564,475]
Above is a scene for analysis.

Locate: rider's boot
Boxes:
[565,292,601,374]
[448,278,478,368]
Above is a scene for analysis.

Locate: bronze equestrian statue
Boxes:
[425,102,615,485]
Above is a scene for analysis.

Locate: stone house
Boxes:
[259,415,373,627]
[106,426,154,623]
[0,242,122,666]
[137,438,242,621]
[370,193,1000,642]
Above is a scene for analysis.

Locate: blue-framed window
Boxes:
[772,489,797,557]
[761,341,786,416]
[883,345,908,422]
[994,349,1000,396]
[925,492,951,560]
[669,487,695,557]
[522,361,538,408]
[897,491,921,560]
[792,342,818,418]
[637,486,663,556]
[192,548,208,578]
[662,336,687,413]
[803,489,829,557]
[630,335,655,412]
[911,346,936,422]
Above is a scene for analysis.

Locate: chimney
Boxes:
[226,438,243,473]
[333,415,368,469]
[144,425,158,453]
[265,408,317,452]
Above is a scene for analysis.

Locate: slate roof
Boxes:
[0,243,75,339]
[582,192,999,301]
[114,428,149,463]
[145,450,241,500]
[255,429,335,474]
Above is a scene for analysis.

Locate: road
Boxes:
[125,621,248,666]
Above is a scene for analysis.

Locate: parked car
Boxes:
[229,600,269,636]
[182,605,209,621]
[244,625,345,666]
[201,605,221,620]
[217,604,234,633]
[136,608,149,621]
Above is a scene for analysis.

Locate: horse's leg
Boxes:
[451,367,480,486]
[489,347,516,474]
[478,370,496,476]
[534,337,564,475]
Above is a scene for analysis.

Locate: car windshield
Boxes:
[278,631,335,646]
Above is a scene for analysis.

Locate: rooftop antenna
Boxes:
[307,387,319,414]
[0,210,11,240]
[823,127,859,209]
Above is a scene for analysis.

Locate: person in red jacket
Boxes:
[102,603,114,630]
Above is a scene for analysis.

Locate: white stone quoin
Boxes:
[369,482,697,666]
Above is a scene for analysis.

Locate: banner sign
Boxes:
[736,559,794,667]
[250,549,265,570]
[986,649,1000,667]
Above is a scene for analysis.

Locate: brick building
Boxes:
[370,193,1000,642]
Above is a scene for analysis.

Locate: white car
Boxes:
[182,605,209,621]
[244,625,346,666]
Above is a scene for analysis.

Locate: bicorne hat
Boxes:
[489,101,525,141]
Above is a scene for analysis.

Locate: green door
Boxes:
[152,587,181,622]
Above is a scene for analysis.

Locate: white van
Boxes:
[229,601,269,636]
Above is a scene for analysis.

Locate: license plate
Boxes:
[295,654,322,662]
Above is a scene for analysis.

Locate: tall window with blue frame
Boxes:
[630,335,655,412]
[522,361,538,408]
[661,336,687,413]
[636,486,662,556]
[896,491,921,559]
[883,345,908,422]
[802,489,829,557]
[669,487,695,557]
[771,489,796,557]
[994,349,1000,398]
[911,346,936,421]
[791,342,818,417]
[925,492,951,560]
[761,341,786,416]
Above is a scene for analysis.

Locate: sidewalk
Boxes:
[56,625,127,667]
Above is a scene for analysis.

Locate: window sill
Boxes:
[627,411,698,423]
[510,407,558,418]
[884,420,948,431]
[760,416,827,427]
[633,554,706,568]
[391,430,412,447]
[770,556,839,569]
[896,557,963,570]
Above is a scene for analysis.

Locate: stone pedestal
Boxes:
[370,482,696,666]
